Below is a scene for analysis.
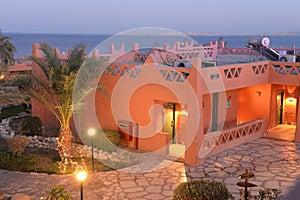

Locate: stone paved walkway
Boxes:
[1,138,300,199]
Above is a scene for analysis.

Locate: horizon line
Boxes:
[3,31,300,36]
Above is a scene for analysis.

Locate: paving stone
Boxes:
[149,178,165,185]
[1,138,300,199]
[119,180,137,188]
[254,166,268,172]
[187,171,205,178]
[224,167,238,173]
[146,186,162,193]
[162,190,173,196]
[126,191,148,199]
[144,193,165,200]
[264,180,280,188]
[11,193,31,200]
[124,187,144,193]
[208,171,228,178]
[275,176,296,182]
[136,179,150,187]
[144,172,160,178]
[224,177,239,185]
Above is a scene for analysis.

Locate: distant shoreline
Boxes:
[186,32,300,36]
[4,31,300,37]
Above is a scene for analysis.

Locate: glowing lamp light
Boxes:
[76,170,87,200]
[76,170,87,182]
[88,128,96,136]
[287,97,296,102]
[181,110,188,116]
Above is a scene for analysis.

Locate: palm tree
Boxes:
[15,42,108,172]
[0,29,27,106]
[16,43,88,170]
[0,29,16,71]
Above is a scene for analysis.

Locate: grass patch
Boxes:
[0,138,114,174]
[0,152,37,172]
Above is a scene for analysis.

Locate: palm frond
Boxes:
[0,32,16,69]
[0,89,27,106]
[66,43,87,73]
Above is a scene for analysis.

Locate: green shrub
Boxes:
[93,130,121,152]
[21,116,43,136]
[7,136,30,155]
[252,188,282,200]
[0,104,26,119]
[173,179,233,200]
[0,152,37,172]
[103,130,120,146]
[44,185,72,200]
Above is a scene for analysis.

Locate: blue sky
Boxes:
[1,0,299,34]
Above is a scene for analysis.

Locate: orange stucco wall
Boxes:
[222,90,238,129]
[202,94,212,132]
[284,86,298,125]
[237,84,272,124]
[94,76,182,152]
[129,84,178,127]
[138,132,170,154]
[203,89,238,132]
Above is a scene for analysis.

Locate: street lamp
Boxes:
[88,128,96,172]
[76,170,87,200]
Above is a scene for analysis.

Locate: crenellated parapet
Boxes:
[31,39,218,65]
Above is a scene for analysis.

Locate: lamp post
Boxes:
[88,128,96,172]
[76,170,87,200]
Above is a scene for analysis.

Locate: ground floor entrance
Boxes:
[266,124,296,141]
[162,102,186,159]
[265,85,298,142]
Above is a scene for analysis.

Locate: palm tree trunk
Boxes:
[57,125,73,160]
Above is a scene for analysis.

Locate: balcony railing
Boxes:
[103,61,300,91]
[199,118,267,159]
[269,61,300,86]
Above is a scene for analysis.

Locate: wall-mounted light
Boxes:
[181,110,188,116]
[287,92,296,102]
[287,96,296,103]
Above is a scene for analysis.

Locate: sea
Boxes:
[3,32,300,59]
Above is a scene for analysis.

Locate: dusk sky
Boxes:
[1,0,299,34]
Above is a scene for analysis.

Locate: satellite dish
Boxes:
[261,37,270,48]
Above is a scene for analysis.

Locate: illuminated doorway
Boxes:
[276,90,284,125]
[163,102,185,159]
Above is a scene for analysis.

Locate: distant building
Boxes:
[7,60,32,75]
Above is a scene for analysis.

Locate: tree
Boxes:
[0,29,16,71]
[0,29,27,106]
[16,43,90,171]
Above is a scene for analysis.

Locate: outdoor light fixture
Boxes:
[88,128,96,172]
[76,170,87,200]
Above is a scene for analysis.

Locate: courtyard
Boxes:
[0,137,299,199]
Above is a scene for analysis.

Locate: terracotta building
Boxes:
[31,41,300,166]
